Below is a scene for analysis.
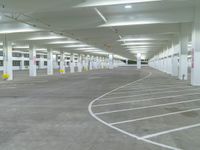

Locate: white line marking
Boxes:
[101,88,200,100]
[92,92,200,107]
[120,84,187,91]
[95,98,200,115]
[142,123,200,139]
[89,72,181,150]
[109,86,192,95]
[110,107,200,125]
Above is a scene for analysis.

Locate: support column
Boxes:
[89,56,93,70]
[29,45,37,77]
[3,36,13,80]
[70,54,75,73]
[108,54,114,69]
[85,55,89,71]
[126,59,128,65]
[47,49,53,75]
[137,53,141,69]
[78,54,83,72]
[179,24,189,80]
[172,55,179,77]
[191,2,200,86]
[60,51,65,74]
[20,58,25,70]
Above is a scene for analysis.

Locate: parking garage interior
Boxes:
[0,0,200,150]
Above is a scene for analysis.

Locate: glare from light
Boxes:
[118,38,153,42]
[13,46,29,49]
[122,42,164,46]
[29,36,64,40]
[137,53,142,58]
[84,50,101,52]
[64,44,89,48]
[76,0,162,7]
[94,8,107,23]
[76,47,97,50]
[48,41,79,44]
[36,48,47,51]
[99,21,158,27]
[0,29,39,34]
[125,5,132,9]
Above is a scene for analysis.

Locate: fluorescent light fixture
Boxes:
[84,50,101,52]
[125,5,132,9]
[48,41,79,44]
[119,38,153,42]
[13,46,29,49]
[0,29,39,34]
[99,21,158,27]
[87,51,108,55]
[76,47,98,50]
[76,0,161,7]
[122,42,164,46]
[94,8,107,23]
[137,53,141,58]
[36,48,47,51]
[29,36,64,40]
[64,44,89,48]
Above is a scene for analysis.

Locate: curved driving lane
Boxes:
[0,67,159,150]
[90,68,200,150]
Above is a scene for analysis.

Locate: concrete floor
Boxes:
[0,67,199,150]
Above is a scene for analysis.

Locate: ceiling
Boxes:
[0,0,197,59]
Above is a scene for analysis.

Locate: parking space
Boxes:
[90,68,200,150]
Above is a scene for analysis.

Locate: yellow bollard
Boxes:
[2,74,10,80]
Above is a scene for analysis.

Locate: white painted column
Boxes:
[108,54,114,69]
[78,54,83,72]
[70,54,75,73]
[39,57,44,69]
[29,45,37,77]
[126,59,128,65]
[60,51,65,74]
[3,37,13,80]
[191,2,200,86]
[137,53,141,69]
[20,58,25,70]
[101,57,104,69]
[82,55,87,71]
[47,49,53,75]
[179,24,189,80]
[89,56,93,70]
[172,55,179,77]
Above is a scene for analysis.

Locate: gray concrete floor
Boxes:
[0,67,199,150]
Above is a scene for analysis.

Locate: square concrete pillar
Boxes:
[70,54,75,73]
[179,24,189,80]
[60,51,66,74]
[191,2,200,86]
[3,38,13,80]
[47,49,54,75]
[29,45,37,77]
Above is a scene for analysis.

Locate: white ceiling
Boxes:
[0,0,196,59]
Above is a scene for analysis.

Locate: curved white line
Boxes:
[88,72,181,150]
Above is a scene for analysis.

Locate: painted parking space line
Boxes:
[92,92,200,107]
[122,83,187,89]
[109,86,193,95]
[100,88,200,100]
[142,123,200,139]
[0,87,16,89]
[89,72,181,150]
[95,98,200,115]
[117,84,188,92]
[110,107,200,125]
